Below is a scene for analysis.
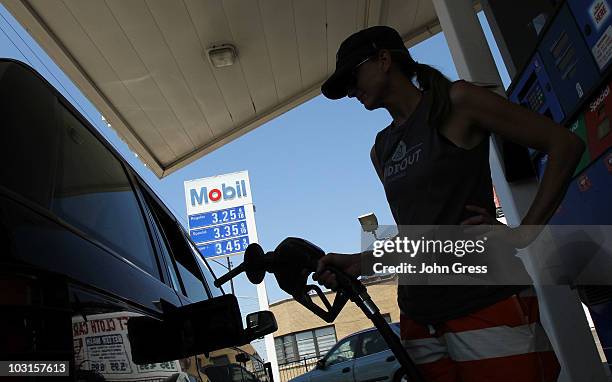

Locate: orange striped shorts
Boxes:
[400,289,560,381]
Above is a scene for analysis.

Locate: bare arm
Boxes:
[451,81,585,225]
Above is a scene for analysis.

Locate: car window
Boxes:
[0,62,58,208]
[188,239,224,298]
[72,311,271,382]
[51,100,160,279]
[72,311,190,379]
[146,205,183,292]
[137,186,185,292]
[168,224,209,302]
[325,336,357,366]
[358,330,389,357]
[72,309,271,382]
[141,189,209,302]
[68,287,200,382]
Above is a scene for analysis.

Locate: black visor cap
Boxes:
[322,26,409,100]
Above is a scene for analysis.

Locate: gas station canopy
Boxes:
[2,0,478,177]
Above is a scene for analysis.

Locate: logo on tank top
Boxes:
[391,141,408,161]
[385,141,423,180]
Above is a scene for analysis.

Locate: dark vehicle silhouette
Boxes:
[0,59,273,381]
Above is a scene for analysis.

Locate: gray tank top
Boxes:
[373,85,524,324]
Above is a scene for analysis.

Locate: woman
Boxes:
[314,26,584,381]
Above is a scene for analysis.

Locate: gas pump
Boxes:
[503,0,612,371]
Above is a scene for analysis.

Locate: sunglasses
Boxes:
[347,56,372,93]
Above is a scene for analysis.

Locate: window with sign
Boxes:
[69,288,199,381]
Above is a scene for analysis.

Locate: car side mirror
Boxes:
[316,359,326,369]
[128,295,244,364]
[243,311,278,341]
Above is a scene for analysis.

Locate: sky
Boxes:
[0,4,510,357]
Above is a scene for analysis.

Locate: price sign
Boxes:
[189,206,246,229]
[191,221,248,243]
[185,172,259,258]
[197,236,250,258]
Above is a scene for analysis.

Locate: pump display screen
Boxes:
[551,32,569,59]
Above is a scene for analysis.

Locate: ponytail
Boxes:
[390,51,453,127]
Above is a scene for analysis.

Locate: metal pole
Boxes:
[264,362,274,382]
[227,256,235,294]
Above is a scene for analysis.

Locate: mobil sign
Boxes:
[186,171,253,214]
[184,171,258,258]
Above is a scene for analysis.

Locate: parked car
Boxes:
[0,59,274,381]
[289,323,404,382]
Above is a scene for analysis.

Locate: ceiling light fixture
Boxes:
[206,44,237,68]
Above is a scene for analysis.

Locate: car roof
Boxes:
[345,322,400,339]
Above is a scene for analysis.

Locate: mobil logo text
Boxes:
[190,180,248,207]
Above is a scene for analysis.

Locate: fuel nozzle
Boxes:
[215,237,349,322]
[213,241,270,287]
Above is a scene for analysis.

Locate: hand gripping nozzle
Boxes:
[215,238,349,323]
